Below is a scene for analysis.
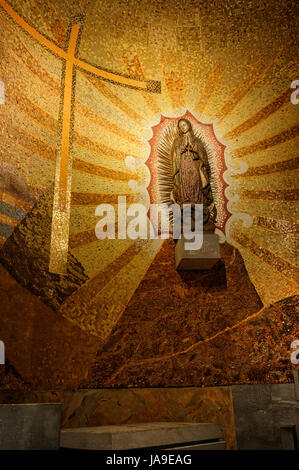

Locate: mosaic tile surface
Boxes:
[0,0,298,390]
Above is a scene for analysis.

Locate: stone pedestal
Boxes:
[60,422,224,450]
[175,233,220,270]
[0,403,61,450]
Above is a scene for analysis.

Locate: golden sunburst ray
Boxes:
[161,52,186,113]
[194,62,224,116]
[0,118,57,162]
[121,48,162,116]
[86,240,163,338]
[85,75,145,126]
[231,124,299,159]
[73,132,140,162]
[58,239,163,338]
[60,240,138,306]
[0,150,54,190]
[69,228,99,250]
[75,101,141,145]
[242,224,297,264]
[232,156,299,178]
[253,215,298,238]
[8,32,61,92]
[235,248,298,306]
[233,171,298,196]
[240,188,299,202]
[215,49,283,122]
[224,87,292,140]
[33,0,68,46]
[4,82,58,132]
[232,198,298,225]
[70,238,135,279]
[70,191,137,207]
[72,157,135,181]
[231,230,298,284]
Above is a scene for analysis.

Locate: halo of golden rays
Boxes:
[0,0,298,340]
[146,111,228,235]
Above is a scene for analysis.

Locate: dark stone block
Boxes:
[0,403,61,450]
[232,382,299,450]
[175,234,220,270]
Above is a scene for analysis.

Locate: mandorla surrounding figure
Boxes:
[170,118,217,233]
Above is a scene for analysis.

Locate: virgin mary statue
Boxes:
[170,118,217,233]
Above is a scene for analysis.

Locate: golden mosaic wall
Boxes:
[0,0,298,390]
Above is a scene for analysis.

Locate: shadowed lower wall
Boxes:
[0,387,237,450]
